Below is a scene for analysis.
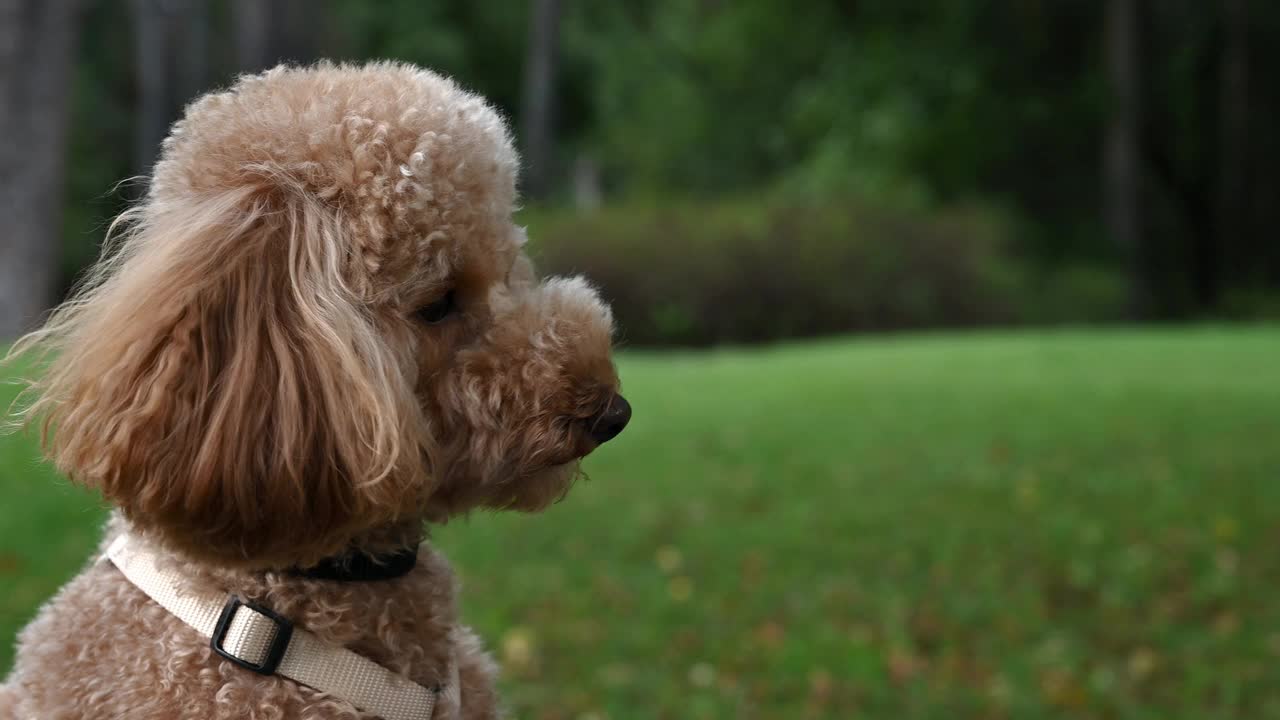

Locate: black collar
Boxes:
[290,545,419,582]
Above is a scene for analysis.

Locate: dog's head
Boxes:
[12,63,628,567]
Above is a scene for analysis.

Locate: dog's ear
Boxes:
[11,183,427,567]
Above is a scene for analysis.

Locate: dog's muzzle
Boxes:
[587,393,631,445]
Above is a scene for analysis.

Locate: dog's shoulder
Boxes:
[5,543,483,718]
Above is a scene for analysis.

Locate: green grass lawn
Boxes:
[3,327,1279,719]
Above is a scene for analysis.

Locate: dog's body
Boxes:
[1,62,628,719]
[2,518,498,719]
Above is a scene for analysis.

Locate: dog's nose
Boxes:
[588,394,631,445]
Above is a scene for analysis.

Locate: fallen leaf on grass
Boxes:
[755,620,786,648]
[1215,548,1239,575]
[986,672,1013,707]
[740,551,766,586]
[809,668,834,701]
[1212,611,1239,637]
[1039,668,1087,709]
[502,627,536,671]
[689,662,716,688]
[598,663,633,687]
[668,575,693,602]
[887,648,922,684]
[1127,647,1158,681]
[1213,514,1238,542]
[1015,473,1039,509]
[655,545,683,573]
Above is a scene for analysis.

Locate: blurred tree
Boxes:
[129,0,324,182]
[131,0,209,177]
[233,0,321,73]
[1104,0,1147,318]
[521,0,562,199]
[1216,0,1249,305]
[31,0,1280,329]
[565,1,857,196]
[328,0,527,118]
[0,0,80,339]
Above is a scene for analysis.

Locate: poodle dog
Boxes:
[0,62,629,719]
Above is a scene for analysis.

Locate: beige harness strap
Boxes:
[106,534,436,720]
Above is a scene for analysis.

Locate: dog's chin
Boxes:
[502,460,583,512]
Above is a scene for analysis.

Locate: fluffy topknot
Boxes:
[155,61,519,297]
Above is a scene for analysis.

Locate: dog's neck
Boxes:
[282,520,426,581]
[290,543,420,582]
[102,516,461,694]
[113,513,428,580]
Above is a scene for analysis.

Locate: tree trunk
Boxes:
[1217,0,1249,301]
[0,0,80,340]
[233,0,321,74]
[232,0,270,72]
[177,0,209,108]
[1104,0,1147,318]
[132,0,168,178]
[521,0,562,200]
[132,0,209,179]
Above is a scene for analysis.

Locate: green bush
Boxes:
[1022,264,1130,325]
[525,199,1027,346]
[1218,287,1280,322]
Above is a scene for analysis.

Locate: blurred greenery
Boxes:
[527,199,1034,346]
[5,327,1280,718]
[8,2,1280,716]
[54,0,1280,331]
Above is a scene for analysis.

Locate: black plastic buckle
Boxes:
[210,596,293,675]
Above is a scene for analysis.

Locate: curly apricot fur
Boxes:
[1,62,621,720]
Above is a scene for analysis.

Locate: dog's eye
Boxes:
[415,290,457,324]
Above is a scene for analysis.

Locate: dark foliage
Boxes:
[527,200,1123,346]
[52,0,1280,331]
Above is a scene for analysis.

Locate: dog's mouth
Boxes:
[564,392,631,464]
[498,458,584,512]
[542,439,597,470]
[539,394,631,467]
[425,393,628,515]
